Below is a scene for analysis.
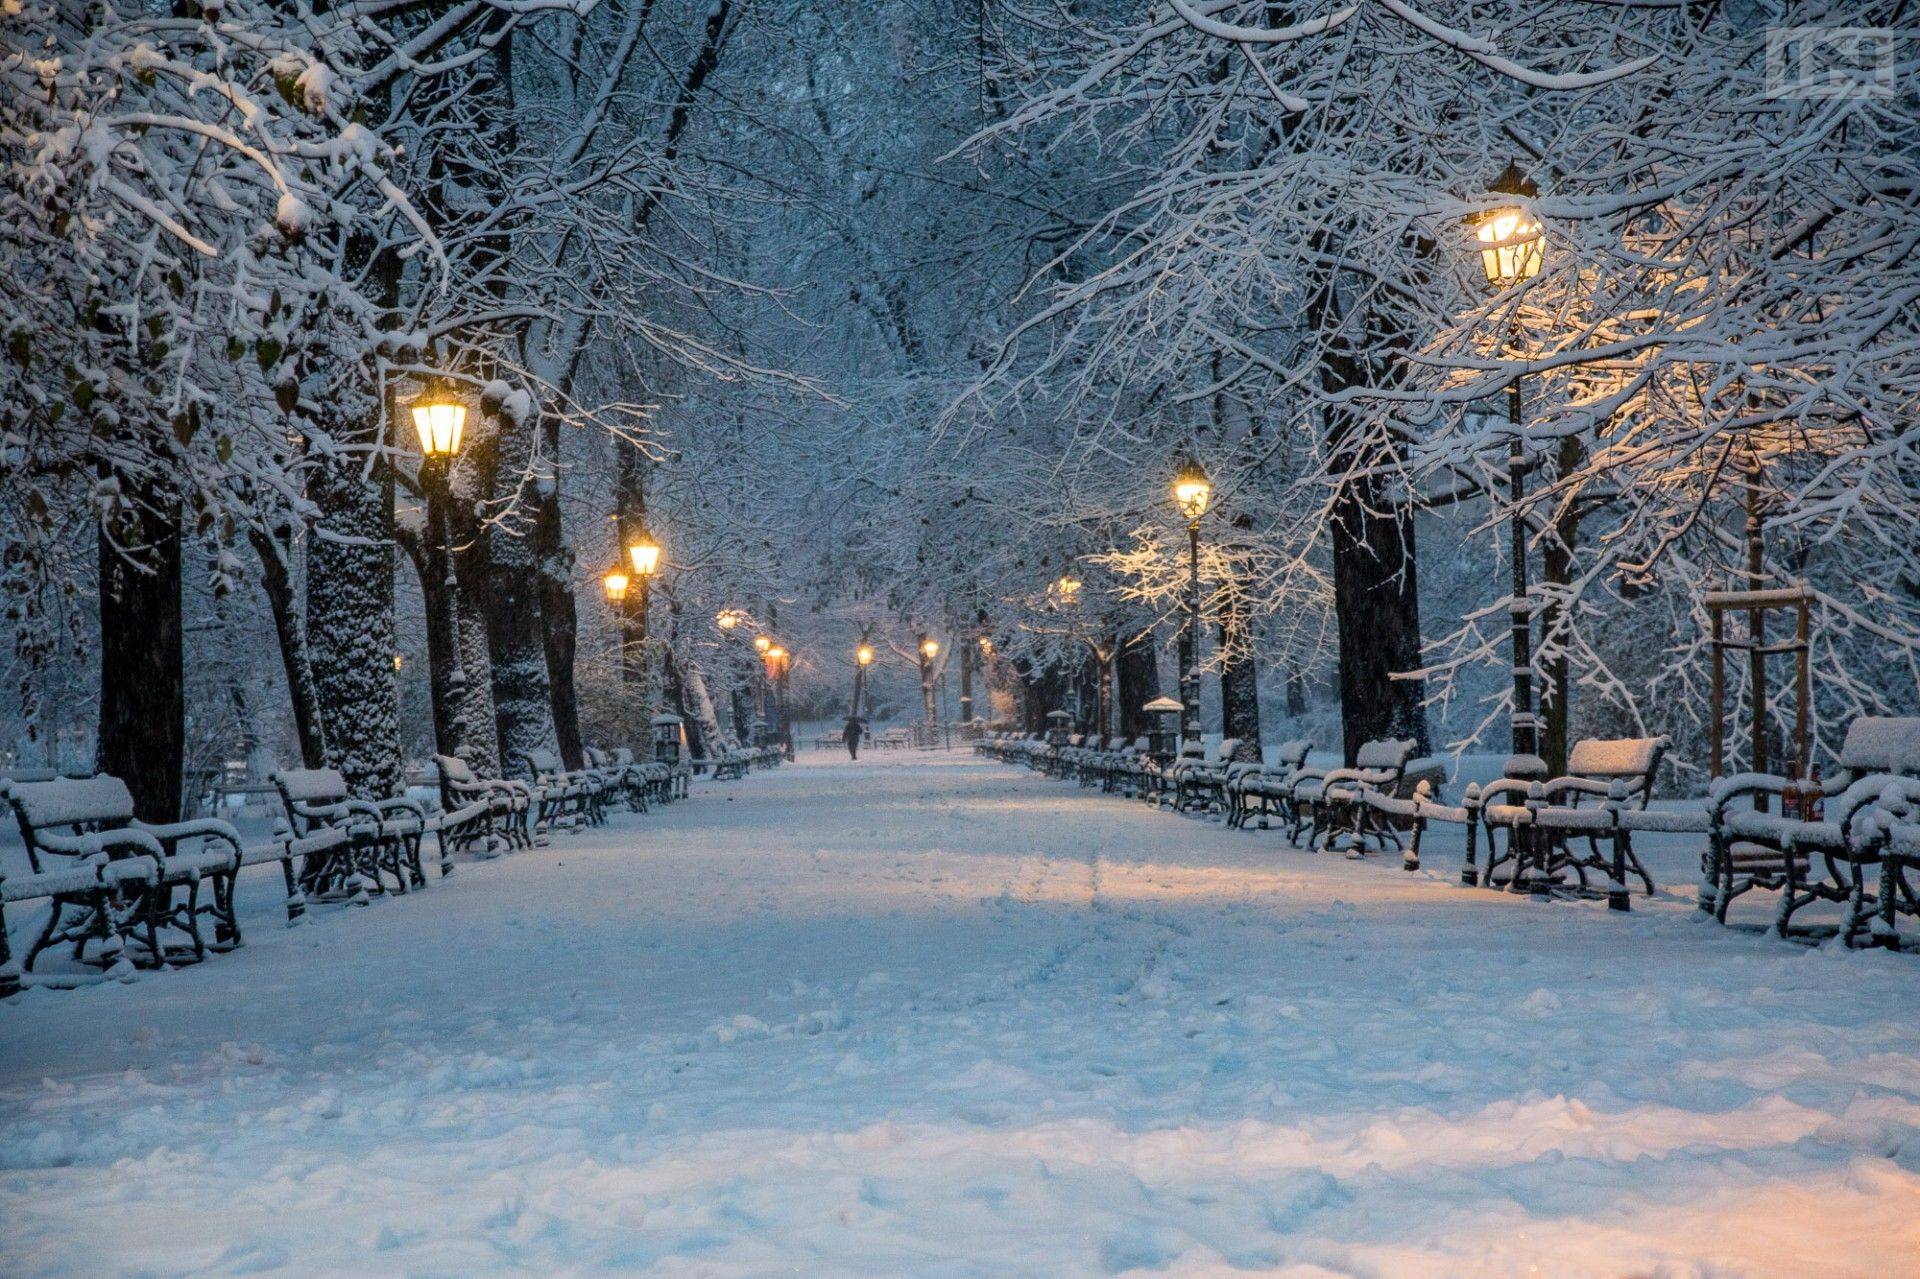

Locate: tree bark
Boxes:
[307,438,404,799]
[534,408,584,767]
[1117,633,1160,738]
[98,477,183,821]
[1218,612,1261,757]
[249,522,326,768]
[482,403,561,771]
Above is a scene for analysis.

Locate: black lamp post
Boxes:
[1477,162,1546,771]
[1172,456,1213,747]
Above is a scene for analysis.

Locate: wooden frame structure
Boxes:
[1706,583,1811,783]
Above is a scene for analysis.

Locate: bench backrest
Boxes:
[1840,717,1920,776]
[1566,737,1669,806]
[275,768,350,804]
[521,748,567,778]
[1354,738,1417,773]
[7,775,135,830]
[1212,738,1242,765]
[1273,739,1311,772]
[1177,739,1205,760]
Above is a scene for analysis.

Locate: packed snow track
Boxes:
[4,752,1918,1277]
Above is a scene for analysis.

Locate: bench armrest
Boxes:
[35,827,166,861]
[132,816,243,856]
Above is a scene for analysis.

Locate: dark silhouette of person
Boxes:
[843,716,864,760]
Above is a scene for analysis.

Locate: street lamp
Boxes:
[754,634,773,655]
[1476,162,1546,771]
[1477,163,1544,287]
[603,569,630,603]
[1171,454,1212,745]
[409,379,468,707]
[716,609,742,631]
[856,643,875,667]
[627,531,662,578]
[920,637,940,660]
[410,382,467,460]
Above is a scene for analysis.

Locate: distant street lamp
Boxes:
[754,634,772,655]
[602,569,630,603]
[856,643,875,667]
[1476,162,1546,769]
[920,637,940,659]
[1171,454,1212,745]
[716,609,742,631]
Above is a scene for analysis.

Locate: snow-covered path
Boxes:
[4,753,1918,1278]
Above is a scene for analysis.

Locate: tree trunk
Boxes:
[98,479,183,821]
[1328,470,1428,760]
[249,522,326,768]
[1218,610,1262,757]
[534,409,584,767]
[482,400,561,772]
[307,439,404,799]
[1117,633,1160,738]
[1539,435,1586,778]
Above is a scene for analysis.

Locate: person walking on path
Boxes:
[843,716,865,760]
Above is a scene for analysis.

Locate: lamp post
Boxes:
[410,381,468,746]
[752,633,772,742]
[615,529,661,687]
[1476,162,1546,770]
[765,643,792,759]
[854,641,874,723]
[918,635,940,727]
[1172,455,1213,747]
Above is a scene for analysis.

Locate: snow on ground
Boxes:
[3,751,1918,1277]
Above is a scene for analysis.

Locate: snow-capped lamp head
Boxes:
[1477,163,1544,286]
[1173,455,1212,524]
[410,379,466,460]
[602,569,630,603]
[626,531,661,577]
[856,643,875,667]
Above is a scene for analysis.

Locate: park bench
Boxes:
[585,746,651,813]
[3,773,243,974]
[435,754,533,850]
[1172,738,1242,815]
[1224,740,1313,830]
[1471,737,1670,902]
[274,768,429,899]
[1289,738,1417,852]
[516,747,603,830]
[1704,716,1920,941]
[706,747,752,781]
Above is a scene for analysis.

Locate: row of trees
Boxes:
[2,0,790,816]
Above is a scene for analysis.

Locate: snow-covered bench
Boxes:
[1172,738,1244,815]
[274,768,429,900]
[435,754,533,851]
[1224,740,1313,830]
[3,773,243,979]
[1470,737,1670,905]
[1705,717,1920,942]
[516,748,603,830]
[1293,738,1417,853]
